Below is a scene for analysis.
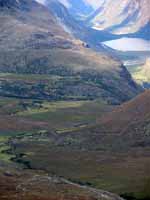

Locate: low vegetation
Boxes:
[1,92,150,199]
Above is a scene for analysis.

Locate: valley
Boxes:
[0,0,150,200]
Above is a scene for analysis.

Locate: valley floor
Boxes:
[0,95,150,200]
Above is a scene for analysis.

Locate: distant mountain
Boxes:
[56,0,150,39]
[88,0,150,35]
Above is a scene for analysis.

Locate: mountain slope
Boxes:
[0,0,142,104]
[126,22,150,40]
[132,58,150,88]
[0,0,72,50]
[76,90,150,150]
[45,0,119,45]
[40,89,150,152]
[89,89,150,150]
[57,0,94,19]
